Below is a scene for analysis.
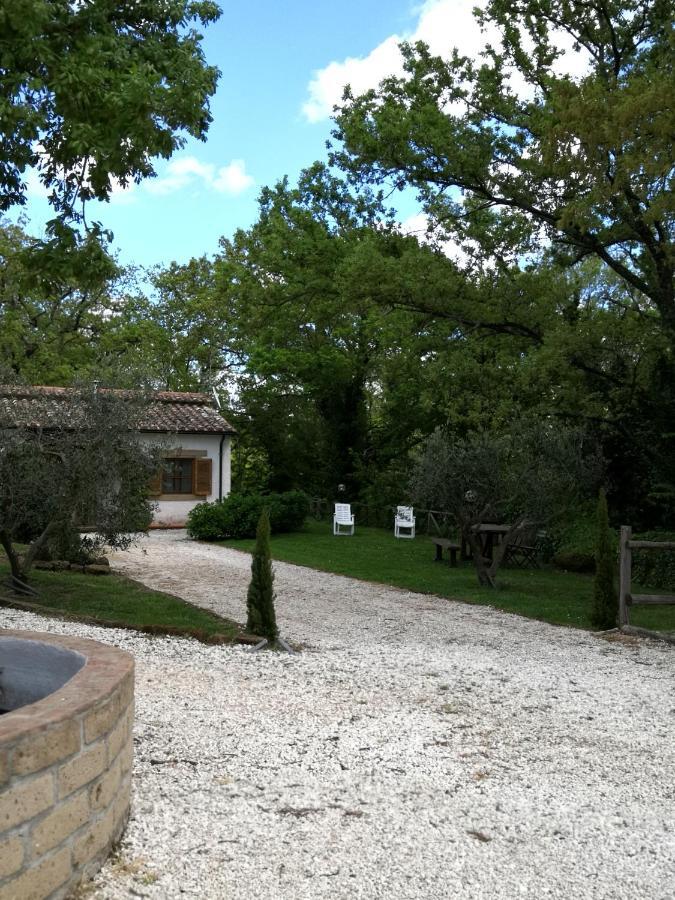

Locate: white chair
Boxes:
[333,503,355,535]
[394,506,415,539]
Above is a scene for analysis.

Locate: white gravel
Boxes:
[3,529,675,899]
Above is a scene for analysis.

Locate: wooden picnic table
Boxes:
[431,525,511,566]
[467,523,512,560]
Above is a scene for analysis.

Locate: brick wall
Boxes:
[0,631,134,899]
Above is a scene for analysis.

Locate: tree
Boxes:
[0,386,160,591]
[591,488,618,628]
[333,0,674,335]
[96,257,238,391]
[245,508,278,642]
[0,220,121,383]
[410,422,601,586]
[1,0,221,230]
[214,164,459,497]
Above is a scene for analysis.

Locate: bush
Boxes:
[552,507,617,573]
[187,491,309,541]
[552,551,597,573]
[631,530,675,591]
[268,490,310,533]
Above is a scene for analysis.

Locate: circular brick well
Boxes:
[0,630,134,899]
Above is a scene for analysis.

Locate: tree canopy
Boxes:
[0,0,221,231]
[412,421,602,583]
[332,0,674,332]
[2,0,672,534]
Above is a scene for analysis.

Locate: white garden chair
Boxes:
[394,506,415,539]
[333,503,355,536]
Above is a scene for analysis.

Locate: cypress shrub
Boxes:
[591,489,618,629]
[246,508,278,642]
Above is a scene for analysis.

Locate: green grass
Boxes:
[217,520,675,633]
[0,562,240,643]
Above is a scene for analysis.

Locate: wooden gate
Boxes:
[618,525,675,642]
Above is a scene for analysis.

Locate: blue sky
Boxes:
[18,0,587,271]
[19,0,429,269]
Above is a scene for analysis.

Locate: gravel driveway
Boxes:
[4,530,675,899]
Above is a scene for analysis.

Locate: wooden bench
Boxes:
[430,537,461,567]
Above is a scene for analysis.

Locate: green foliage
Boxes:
[214,165,455,497]
[551,506,615,573]
[410,421,602,585]
[1,0,220,226]
[39,524,87,565]
[187,491,309,540]
[551,551,596,574]
[267,491,310,533]
[245,508,278,642]
[591,490,618,629]
[0,387,159,587]
[328,0,675,528]
[333,0,674,330]
[0,222,121,383]
[631,531,675,592]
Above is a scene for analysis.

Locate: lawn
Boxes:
[0,561,240,643]
[217,520,675,634]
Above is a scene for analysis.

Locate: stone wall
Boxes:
[0,631,134,899]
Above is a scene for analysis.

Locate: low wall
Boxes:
[0,630,134,900]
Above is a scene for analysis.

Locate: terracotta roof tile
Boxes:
[0,386,236,435]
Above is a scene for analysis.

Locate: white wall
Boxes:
[140,433,232,527]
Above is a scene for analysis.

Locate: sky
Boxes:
[17,0,587,272]
[13,0,491,270]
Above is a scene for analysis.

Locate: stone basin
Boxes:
[0,637,85,713]
[0,630,134,899]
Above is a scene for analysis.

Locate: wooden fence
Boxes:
[618,525,675,643]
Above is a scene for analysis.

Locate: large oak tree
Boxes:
[333,0,674,333]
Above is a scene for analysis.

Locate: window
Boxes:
[148,453,212,498]
[162,458,194,494]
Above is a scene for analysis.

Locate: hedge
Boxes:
[187,491,309,540]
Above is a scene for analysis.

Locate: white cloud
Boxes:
[302,35,403,123]
[23,152,254,205]
[144,155,255,197]
[212,159,255,194]
[108,176,137,205]
[302,0,590,122]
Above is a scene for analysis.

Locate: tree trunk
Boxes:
[0,528,26,591]
[486,518,529,582]
[21,521,59,577]
[0,521,58,595]
[465,531,495,588]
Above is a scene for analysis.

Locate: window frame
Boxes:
[161,457,195,496]
[151,449,213,501]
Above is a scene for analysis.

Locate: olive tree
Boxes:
[0,387,160,593]
[411,423,601,586]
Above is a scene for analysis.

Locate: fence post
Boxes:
[618,525,632,628]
